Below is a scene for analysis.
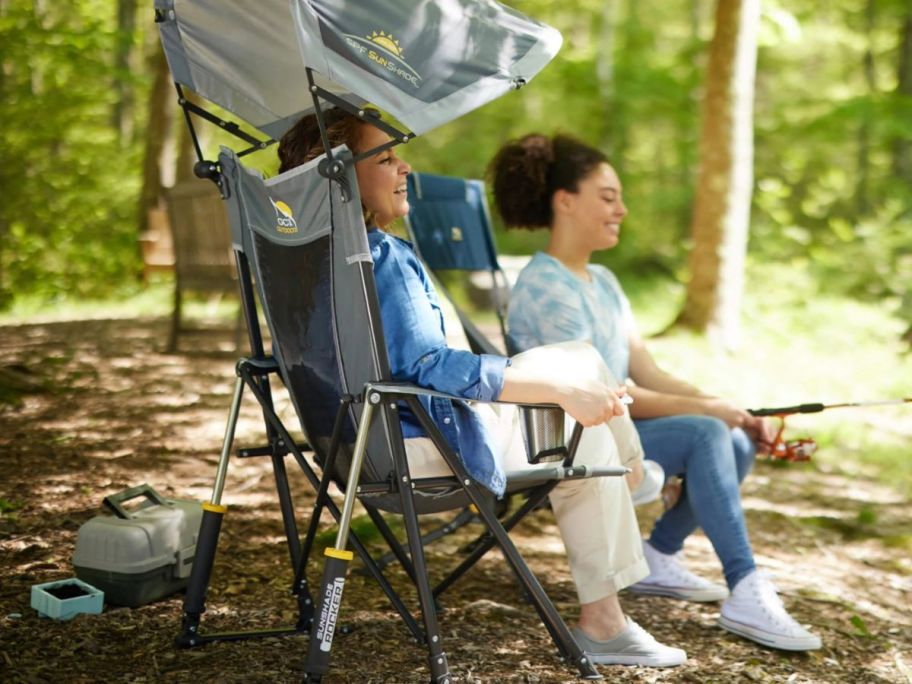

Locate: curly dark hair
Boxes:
[278,107,384,224]
[277,107,378,173]
[488,133,608,230]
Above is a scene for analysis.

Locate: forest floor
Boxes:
[0,316,910,683]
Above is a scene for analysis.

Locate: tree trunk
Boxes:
[0,0,8,307]
[137,45,172,240]
[596,0,618,156]
[893,4,912,185]
[673,0,759,348]
[677,0,703,231]
[112,0,137,146]
[856,0,877,215]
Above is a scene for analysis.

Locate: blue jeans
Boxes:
[634,415,757,589]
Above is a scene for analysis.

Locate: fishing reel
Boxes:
[766,415,816,462]
[751,397,910,463]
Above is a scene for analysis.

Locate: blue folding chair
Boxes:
[405,172,516,355]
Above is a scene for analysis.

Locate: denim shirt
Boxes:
[367,228,509,495]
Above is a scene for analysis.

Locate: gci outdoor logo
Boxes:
[343,30,421,88]
[269,197,298,234]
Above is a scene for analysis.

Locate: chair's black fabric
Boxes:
[220,147,472,513]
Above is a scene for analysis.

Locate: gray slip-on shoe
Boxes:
[571,619,687,667]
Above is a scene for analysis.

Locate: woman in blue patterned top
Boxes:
[277,111,687,667]
[491,133,821,652]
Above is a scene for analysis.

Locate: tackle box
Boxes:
[72,484,203,608]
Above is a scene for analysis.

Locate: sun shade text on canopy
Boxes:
[155,0,562,139]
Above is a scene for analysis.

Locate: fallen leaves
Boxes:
[0,318,910,683]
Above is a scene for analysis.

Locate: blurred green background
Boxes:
[0,0,910,491]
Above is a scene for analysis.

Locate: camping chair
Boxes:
[404,172,514,355]
[163,179,241,352]
[153,0,627,679]
[182,143,628,682]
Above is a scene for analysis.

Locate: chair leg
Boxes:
[435,487,547,599]
[240,373,424,642]
[397,482,453,683]
[176,376,243,647]
[270,450,302,567]
[404,400,601,679]
[362,507,419,582]
[233,301,244,352]
[470,495,602,680]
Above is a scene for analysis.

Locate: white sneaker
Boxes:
[719,571,822,651]
[572,618,687,667]
[631,460,665,506]
[629,540,729,602]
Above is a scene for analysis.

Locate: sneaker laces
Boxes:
[753,573,786,613]
[744,572,808,634]
[648,546,714,587]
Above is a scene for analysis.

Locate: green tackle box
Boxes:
[73,484,202,608]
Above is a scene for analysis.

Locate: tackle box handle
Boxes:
[103,484,170,519]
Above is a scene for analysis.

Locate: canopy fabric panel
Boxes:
[156,0,561,139]
[156,0,362,139]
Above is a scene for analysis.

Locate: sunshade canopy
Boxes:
[156,0,561,139]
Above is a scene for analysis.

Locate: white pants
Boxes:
[405,341,649,604]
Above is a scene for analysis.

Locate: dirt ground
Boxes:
[1,317,910,683]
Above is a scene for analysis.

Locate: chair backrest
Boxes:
[405,172,512,354]
[165,180,236,291]
[219,148,467,513]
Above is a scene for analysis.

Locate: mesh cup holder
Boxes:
[520,406,567,464]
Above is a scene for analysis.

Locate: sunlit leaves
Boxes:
[0,0,908,316]
[0,0,146,304]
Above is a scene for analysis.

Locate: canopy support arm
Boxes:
[305,68,415,196]
[172,83,276,192]
[176,84,273,154]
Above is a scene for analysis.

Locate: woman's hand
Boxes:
[704,398,775,454]
[557,380,628,427]
[702,397,753,429]
[743,415,775,455]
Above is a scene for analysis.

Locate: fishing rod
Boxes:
[747,398,912,462]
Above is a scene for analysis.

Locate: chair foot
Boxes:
[428,651,452,683]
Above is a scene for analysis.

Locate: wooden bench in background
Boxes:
[159,180,240,352]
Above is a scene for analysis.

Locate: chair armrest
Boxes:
[364,381,559,410]
[366,381,585,469]
[504,464,630,484]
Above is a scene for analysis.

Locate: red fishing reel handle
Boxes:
[755,414,816,462]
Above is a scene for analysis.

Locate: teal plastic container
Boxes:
[31,578,104,620]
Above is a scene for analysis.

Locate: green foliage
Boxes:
[0,498,22,519]
[856,505,877,525]
[639,262,912,495]
[0,0,147,306]
[850,614,874,638]
[404,0,705,275]
[404,0,912,313]
[0,0,910,329]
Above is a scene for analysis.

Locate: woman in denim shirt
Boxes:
[491,132,821,652]
[276,110,686,668]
